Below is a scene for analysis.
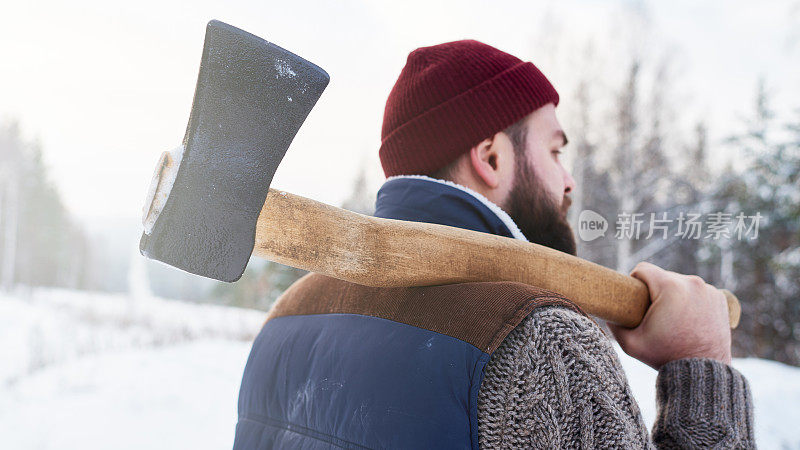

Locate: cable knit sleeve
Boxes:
[476,306,755,449]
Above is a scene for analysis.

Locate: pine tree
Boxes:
[341,162,376,215]
[0,120,91,291]
[569,78,618,269]
[715,81,800,364]
[0,122,22,290]
[607,58,676,273]
[661,122,710,278]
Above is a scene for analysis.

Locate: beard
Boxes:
[504,154,577,256]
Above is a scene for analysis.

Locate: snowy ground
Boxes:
[2,289,799,449]
[0,289,264,449]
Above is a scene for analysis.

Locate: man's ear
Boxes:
[468,135,501,189]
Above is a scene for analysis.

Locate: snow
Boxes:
[0,289,264,449]
[617,345,800,449]
[274,58,296,78]
[0,289,264,385]
[2,289,799,449]
[1,340,250,450]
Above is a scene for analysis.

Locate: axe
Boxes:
[140,20,741,329]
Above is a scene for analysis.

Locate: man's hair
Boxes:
[428,117,528,181]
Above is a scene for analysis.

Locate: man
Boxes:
[234,40,754,448]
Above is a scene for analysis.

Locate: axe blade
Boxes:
[139,20,329,282]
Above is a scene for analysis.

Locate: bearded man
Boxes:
[233,40,754,449]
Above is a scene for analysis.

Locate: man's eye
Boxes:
[552,150,562,156]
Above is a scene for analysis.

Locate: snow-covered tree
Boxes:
[0,123,22,290]
[569,77,618,269]
[341,161,376,216]
[0,120,91,291]
[712,81,800,364]
[606,58,677,273]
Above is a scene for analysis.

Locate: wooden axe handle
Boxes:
[254,189,741,329]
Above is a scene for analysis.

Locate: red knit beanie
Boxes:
[379,40,559,177]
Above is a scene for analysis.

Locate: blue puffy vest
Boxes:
[233,177,580,449]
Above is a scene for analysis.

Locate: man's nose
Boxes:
[563,170,576,195]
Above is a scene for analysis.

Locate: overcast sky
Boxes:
[1,0,798,223]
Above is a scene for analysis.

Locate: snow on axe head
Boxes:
[139,20,329,282]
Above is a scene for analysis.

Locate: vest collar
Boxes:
[374,175,529,242]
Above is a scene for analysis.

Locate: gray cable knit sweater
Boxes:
[477,306,755,449]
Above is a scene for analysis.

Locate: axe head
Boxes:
[139,20,329,282]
